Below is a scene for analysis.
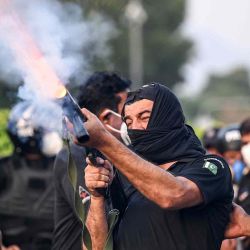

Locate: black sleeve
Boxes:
[176,156,234,205]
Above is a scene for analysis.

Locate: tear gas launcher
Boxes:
[56,86,107,197]
[56,87,89,144]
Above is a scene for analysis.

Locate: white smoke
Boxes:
[0,0,116,88]
[0,0,116,133]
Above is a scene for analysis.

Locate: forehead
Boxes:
[124,99,154,117]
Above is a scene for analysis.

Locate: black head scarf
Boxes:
[122,83,205,164]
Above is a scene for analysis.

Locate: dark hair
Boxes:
[77,72,131,115]
[202,127,220,150]
[240,117,250,136]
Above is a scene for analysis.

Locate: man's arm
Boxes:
[85,197,108,250]
[225,203,250,238]
[84,158,113,250]
[81,109,203,210]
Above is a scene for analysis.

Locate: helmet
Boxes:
[202,127,220,150]
[7,102,62,156]
[217,124,242,154]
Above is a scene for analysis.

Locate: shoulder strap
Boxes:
[104,209,120,250]
[66,139,92,249]
[66,140,119,250]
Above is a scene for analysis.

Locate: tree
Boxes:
[0,109,13,157]
[62,0,193,89]
[195,67,250,123]
[143,0,192,86]
[203,67,250,97]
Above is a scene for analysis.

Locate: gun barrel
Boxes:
[58,91,107,196]
[59,90,89,143]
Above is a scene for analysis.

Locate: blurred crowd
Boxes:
[202,120,250,250]
[0,102,63,250]
[0,72,250,250]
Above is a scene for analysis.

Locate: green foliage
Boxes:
[192,126,204,140]
[180,97,201,120]
[0,109,13,157]
[183,67,250,123]
[62,0,192,89]
[144,32,192,85]
[203,67,250,97]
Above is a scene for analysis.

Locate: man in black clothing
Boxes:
[0,102,62,250]
[83,83,234,250]
[237,118,250,249]
[52,72,131,250]
[238,118,250,213]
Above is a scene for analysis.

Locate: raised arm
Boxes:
[80,109,203,210]
[84,157,113,250]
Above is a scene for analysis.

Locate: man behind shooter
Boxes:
[217,124,245,185]
[0,102,62,250]
[83,83,234,250]
[52,71,131,250]
[237,117,250,250]
[202,126,221,155]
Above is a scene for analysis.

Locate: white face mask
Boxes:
[241,143,250,167]
[120,122,131,146]
[104,110,131,146]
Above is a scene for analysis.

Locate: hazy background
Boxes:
[183,0,250,95]
[1,0,250,156]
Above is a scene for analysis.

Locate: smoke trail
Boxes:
[0,0,116,90]
[0,0,116,132]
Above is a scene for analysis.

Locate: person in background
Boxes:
[217,124,245,185]
[236,117,250,250]
[52,71,131,250]
[202,123,250,249]
[0,102,63,250]
[216,124,244,250]
[202,126,221,155]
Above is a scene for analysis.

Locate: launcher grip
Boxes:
[87,148,108,197]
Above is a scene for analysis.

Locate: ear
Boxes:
[98,108,112,125]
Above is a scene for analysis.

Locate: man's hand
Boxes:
[77,108,110,148]
[220,239,237,250]
[84,157,112,249]
[85,156,113,197]
[224,203,250,238]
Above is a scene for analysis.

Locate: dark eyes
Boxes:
[141,116,150,121]
[125,116,150,129]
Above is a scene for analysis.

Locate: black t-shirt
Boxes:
[114,155,233,250]
[0,155,55,249]
[52,143,87,250]
[236,169,250,214]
